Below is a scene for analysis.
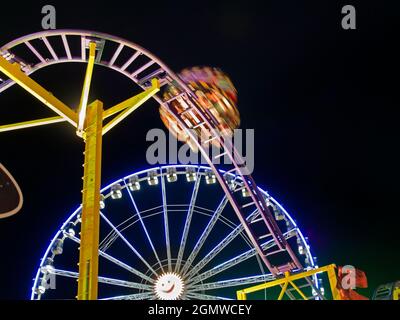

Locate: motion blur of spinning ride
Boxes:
[160,66,240,150]
[0,30,351,300]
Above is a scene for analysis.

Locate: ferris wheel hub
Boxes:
[154,272,185,300]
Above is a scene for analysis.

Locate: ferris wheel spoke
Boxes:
[65,231,154,283]
[98,251,155,284]
[188,245,257,285]
[181,195,229,276]
[97,277,153,291]
[100,214,137,252]
[101,292,155,300]
[100,211,158,276]
[160,174,172,272]
[186,293,232,300]
[184,223,245,280]
[188,230,296,286]
[184,208,260,279]
[188,274,274,292]
[124,181,164,272]
[50,269,153,290]
[175,170,202,273]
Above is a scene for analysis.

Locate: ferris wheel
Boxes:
[31,165,318,300]
[0,30,325,300]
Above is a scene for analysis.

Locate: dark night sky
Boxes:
[0,0,399,299]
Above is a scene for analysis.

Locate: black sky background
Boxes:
[0,0,399,299]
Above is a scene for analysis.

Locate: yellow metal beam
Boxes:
[77,42,97,136]
[237,264,341,300]
[326,264,341,300]
[77,100,103,300]
[0,116,66,133]
[236,291,247,300]
[288,280,308,300]
[277,275,290,300]
[18,77,159,132]
[27,79,159,132]
[102,78,160,135]
[0,56,77,126]
[394,287,400,300]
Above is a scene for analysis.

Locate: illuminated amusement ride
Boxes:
[0,30,345,300]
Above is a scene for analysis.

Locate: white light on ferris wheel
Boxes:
[272,205,285,221]
[111,184,123,199]
[224,173,236,190]
[166,168,178,183]
[297,237,305,255]
[147,171,159,186]
[40,258,54,274]
[127,175,140,191]
[205,171,216,184]
[241,187,251,198]
[65,222,76,237]
[51,239,64,256]
[185,167,197,182]
[100,194,105,209]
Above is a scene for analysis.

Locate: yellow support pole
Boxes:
[77,42,97,136]
[0,116,67,133]
[77,100,103,300]
[326,265,341,300]
[0,56,77,127]
[277,273,290,300]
